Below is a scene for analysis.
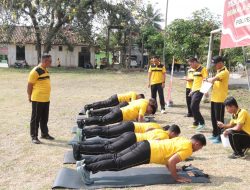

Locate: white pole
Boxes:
[162,0,169,65]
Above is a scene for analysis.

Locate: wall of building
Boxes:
[7,44,95,67]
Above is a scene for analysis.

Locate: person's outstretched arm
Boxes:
[167,154,191,183]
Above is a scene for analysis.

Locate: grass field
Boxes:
[0,67,250,190]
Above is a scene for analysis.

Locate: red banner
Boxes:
[221,0,250,49]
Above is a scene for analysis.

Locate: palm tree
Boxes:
[143,4,163,30]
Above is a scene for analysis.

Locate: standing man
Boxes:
[207,56,229,144]
[184,64,194,117]
[27,54,54,144]
[148,56,166,114]
[188,57,208,131]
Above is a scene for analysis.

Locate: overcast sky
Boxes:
[147,0,225,26]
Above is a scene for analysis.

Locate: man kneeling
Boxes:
[218,96,250,159]
[73,125,181,160]
[76,134,206,184]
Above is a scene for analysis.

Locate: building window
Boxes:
[59,46,63,51]
[16,45,25,60]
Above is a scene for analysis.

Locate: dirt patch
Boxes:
[0,68,250,190]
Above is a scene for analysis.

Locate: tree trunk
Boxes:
[126,29,132,69]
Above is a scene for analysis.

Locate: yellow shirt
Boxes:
[192,65,208,91]
[117,91,137,103]
[149,137,193,165]
[186,68,194,89]
[211,67,229,103]
[134,122,161,133]
[230,109,250,135]
[135,129,169,142]
[148,64,166,85]
[121,99,149,121]
[28,66,51,102]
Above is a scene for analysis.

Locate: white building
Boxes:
[0,26,96,68]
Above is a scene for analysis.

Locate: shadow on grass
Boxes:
[41,139,70,148]
[208,175,243,186]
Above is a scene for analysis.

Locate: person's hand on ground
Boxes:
[176,176,191,183]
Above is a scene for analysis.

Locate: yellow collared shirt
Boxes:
[211,67,229,103]
[117,91,137,103]
[149,137,193,165]
[148,64,166,85]
[121,99,149,121]
[230,109,250,135]
[134,122,161,133]
[135,129,169,142]
[28,66,51,102]
[192,65,208,91]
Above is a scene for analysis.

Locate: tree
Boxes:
[0,0,112,63]
[165,8,221,64]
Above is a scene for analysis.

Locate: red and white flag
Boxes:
[221,0,250,49]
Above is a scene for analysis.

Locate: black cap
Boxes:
[212,56,224,64]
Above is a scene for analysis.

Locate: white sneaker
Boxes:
[76,159,85,168]
[161,109,166,114]
[86,110,90,118]
[196,124,206,132]
[76,164,94,185]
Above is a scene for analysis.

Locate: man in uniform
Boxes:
[206,56,229,143]
[76,134,206,185]
[27,54,54,144]
[188,57,208,131]
[218,97,250,159]
[148,56,166,114]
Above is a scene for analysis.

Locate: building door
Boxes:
[78,52,85,67]
[78,52,90,68]
[16,45,25,60]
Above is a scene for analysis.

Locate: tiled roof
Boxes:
[0,26,86,45]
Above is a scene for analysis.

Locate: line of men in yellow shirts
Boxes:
[75,91,207,184]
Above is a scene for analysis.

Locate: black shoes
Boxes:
[77,119,85,129]
[41,134,55,140]
[32,137,42,144]
[72,143,83,161]
[228,152,245,159]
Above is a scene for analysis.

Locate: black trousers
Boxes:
[228,130,250,154]
[84,108,123,126]
[85,141,151,173]
[78,132,137,154]
[151,83,165,110]
[186,88,192,115]
[83,121,135,138]
[89,102,128,117]
[211,102,225,137]
[191,91,204,125]
[30,101,50,139]
[85,95,119,110]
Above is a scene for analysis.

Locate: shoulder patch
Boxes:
[35,67,45,76]
[196,66,203,72]
[158,64,164,68]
